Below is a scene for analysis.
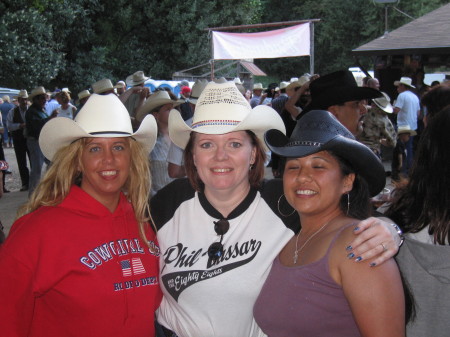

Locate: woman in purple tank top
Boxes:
[254,110,405,336]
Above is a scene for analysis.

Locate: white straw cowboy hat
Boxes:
[78,90,91,100]
[92,79,114,94]
[114,80,126,89]
[394,77,415,88]
[372,92,393,114]
[279,81,290,90]
[135,90,182,123]
[29,86,46,99]
[189,79,209,105]
[39,94,158,161]
[168,81,286,150]
[18,90,29,99]
[126,71,150,86]
[286,74,311,91]
[253,83,264,91]
[397,125,417,136]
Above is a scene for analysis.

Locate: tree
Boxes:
[256,0,449,79]
[0,8,64,88]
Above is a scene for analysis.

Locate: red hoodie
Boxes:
[0,186,162,337]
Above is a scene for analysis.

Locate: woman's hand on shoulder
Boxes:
[345,217,401,267]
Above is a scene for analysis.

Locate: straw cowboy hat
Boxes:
[114,80,126,89]
[253,83,264,91]
[265,110,385,196]
[372,92,393,113]
[394,77,415,88]
[135,90,182,122]
[92,79,114,94]
[397,125,417,136]
[126,71,150,86]
[286,74,311,91]
[168,81,286,151]
[17,90,29,99]
[29,86,47,99]
[78,90,91,100]
[39,94,158,161]
[279,81,290,90]
[189,79,209,105]
[304,70,382,112]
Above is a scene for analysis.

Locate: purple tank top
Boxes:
[253,225,361,337]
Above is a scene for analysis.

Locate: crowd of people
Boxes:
[0,68,449,336]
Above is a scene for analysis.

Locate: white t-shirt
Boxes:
[151,179,297,337]
[56,103,76,119]
[394,90,419,130]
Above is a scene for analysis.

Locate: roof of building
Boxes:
[353,3,450,56]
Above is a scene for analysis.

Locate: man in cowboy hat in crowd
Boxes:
[250,83,264,108]
[91,78,115,95]
[358,92,397,158]
[122,71,150,124]
[6,90,31,191]
[301,70,382,136]
[393,76,420,173]
[26,86,58,195]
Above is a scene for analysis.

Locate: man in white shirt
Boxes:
[393,77,420,174]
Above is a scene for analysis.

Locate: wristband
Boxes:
[390,223,404,246]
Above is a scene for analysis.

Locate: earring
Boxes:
[277,194,296,217]
[346,193,350,215]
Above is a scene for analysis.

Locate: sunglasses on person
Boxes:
[207,219,230,261]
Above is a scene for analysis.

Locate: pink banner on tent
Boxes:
[212,23,310,60]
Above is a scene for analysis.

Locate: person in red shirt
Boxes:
[0,94,162,337]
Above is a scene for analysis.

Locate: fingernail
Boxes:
[347,253,355,259]
[346,245,352,251]
[355,256,363,262]
[353,226,360,231]
[370,262,377,267]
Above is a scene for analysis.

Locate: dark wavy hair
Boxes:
[183,130,266,192]
[421,84,450,124]
[386,105,450,244]
[328,152,372,220]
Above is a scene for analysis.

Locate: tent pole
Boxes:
[310,22,314,75]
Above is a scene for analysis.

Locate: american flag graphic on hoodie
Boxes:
[120,258,146,277]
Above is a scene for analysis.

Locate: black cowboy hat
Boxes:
[265,110,385,196]
[302,70,382,113]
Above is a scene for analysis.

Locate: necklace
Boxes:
[293,220,332,264]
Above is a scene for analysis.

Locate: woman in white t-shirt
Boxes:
[54,91,77,119]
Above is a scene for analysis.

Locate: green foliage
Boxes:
[0,0,448,92]
[257,0,449,79]
[0,8,65,88]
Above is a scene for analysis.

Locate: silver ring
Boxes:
[380,243,387,252]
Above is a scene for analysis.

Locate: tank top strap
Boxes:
[324,222,358,257]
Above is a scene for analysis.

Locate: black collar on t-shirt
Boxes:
[198,188,258,220]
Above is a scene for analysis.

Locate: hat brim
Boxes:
[126,75,150,87]
[136,98,182,122]
[373,101,393,113]
[265,129,385,196]
[397,129,417,136]
[39,115,157,161]
[305,87,382,112]
[394,81,416,88]
[169,105,286,151]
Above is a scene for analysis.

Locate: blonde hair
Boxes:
[18,137,153,244]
